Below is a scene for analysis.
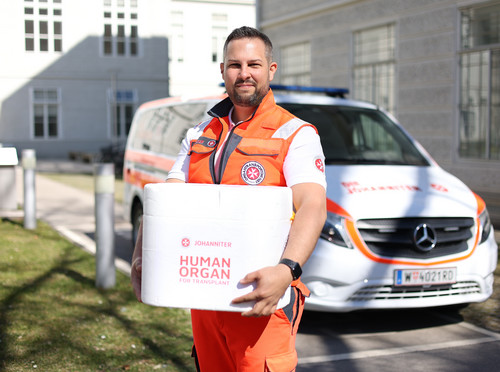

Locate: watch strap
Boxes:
[279,258,302,280]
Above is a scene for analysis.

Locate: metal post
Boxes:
[94,163,115,289]
[22,149,37,230]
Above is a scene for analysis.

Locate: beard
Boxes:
[229,79,269,107]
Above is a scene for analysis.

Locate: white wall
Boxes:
[0,0,255,158]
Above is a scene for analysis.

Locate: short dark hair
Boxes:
[223,26,273,62]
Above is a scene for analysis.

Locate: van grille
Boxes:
[356,217,475,259]
[348,281,481,301]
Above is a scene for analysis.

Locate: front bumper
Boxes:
[301,229,498,312]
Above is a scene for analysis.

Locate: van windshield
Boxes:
[280,104,430,166]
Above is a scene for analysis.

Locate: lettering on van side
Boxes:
[341,181,422,194]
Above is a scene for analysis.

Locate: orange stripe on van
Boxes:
[326,198,481,266]
[473,192,486,215]
[125,168,166,189]
[124,149,175,188]
[124,149,175,172]
[326,198,351,219]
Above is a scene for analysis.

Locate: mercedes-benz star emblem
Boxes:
[413,223,437,252]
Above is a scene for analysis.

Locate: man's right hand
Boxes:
[131,256,142,302]
[130,219,144,302]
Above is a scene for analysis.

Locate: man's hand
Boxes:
[130,218,145,303]
[231,264,293,317]
[131,256,142,302]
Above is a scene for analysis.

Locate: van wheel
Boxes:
[131,203,143,247]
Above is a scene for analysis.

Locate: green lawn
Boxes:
[0,218,195,372]
[42,173,125,204]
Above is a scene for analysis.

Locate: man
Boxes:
[131,26,326,371]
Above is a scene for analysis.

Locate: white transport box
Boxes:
[141,183,293,312]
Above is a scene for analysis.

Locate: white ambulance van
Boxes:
[123,85,498,312]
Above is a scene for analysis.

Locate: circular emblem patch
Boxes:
[241,161,266,185]
[181,238,190,247]
[314,157,325,173]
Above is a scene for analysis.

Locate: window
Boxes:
[31,88,60,139]
[129,103,207,156]
[109,90,137,138]
[39,21,49,51]
[54,21,62,52]
[459,2,500,160]
[25,20,35,51]
[211,13,227,63]
[130,25,138,56]
[169,11,184,62]
[353,24,396,114]
[117,25,126,55]
[102,0,139,57]
[281,42,311,85]
[24,0,62,52]
[279,104,429,166]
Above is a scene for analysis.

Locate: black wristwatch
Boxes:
[279,258,302,280]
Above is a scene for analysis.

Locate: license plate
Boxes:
[394,267,457,286]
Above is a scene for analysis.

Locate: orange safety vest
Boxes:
[188,89,316,186]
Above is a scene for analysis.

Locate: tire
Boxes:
[131,203,143,248]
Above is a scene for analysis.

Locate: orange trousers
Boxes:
[191,282,309,372]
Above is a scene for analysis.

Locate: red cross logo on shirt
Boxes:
[314,157,325,173]
[241,161,265,185]
[246,166,260,180]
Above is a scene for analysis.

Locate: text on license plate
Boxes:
[394,267,457,286]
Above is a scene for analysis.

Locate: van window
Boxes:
[129,103,207,156]
[281,104,429,166]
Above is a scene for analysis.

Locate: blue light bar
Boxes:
[269,84,349,97]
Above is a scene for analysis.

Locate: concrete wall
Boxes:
[259,0,500,194]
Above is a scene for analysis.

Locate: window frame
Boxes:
[107,89,138,139]
[30,88,62,140]
[458,2,500,161]
[280,41,311,86]
[352,23,396,115]
[101,0,140,57]
[24,0,63,53]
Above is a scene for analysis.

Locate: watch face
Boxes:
[280,259,302,280]
[293,263,302,280]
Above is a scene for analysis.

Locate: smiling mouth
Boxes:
[235,80,256,89]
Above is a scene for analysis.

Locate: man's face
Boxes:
[221,37,277,108]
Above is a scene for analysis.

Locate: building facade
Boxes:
[0,0,254,158]
[257,0,500,195]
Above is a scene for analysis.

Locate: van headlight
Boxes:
[320,212,354,249]
[479,207,492,244]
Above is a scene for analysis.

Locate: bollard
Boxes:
[94,163,116,289]
[22,149,37,230]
